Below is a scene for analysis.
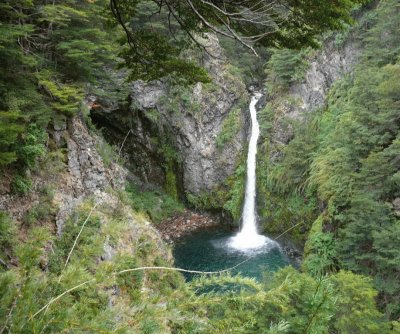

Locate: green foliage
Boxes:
[265,48,310,92]
[160,82,201,115]
[258,0,400,318]
[256,104,321,245]
[96,139,120,168]
[23,186,56,226]
[302,232,337,277]
[310,2,400,314]
[17,124,47,169]
[125,183,184,223]
[334,23,352,47]
[158,143,181,199]
[0,204,394,333]
[303,215,323,256]
[219,37,268,85]
[10,174,32,196]
[0,0,117,172]
[15,226,52,272]
[48,203,102,274]
[0,110,23,166]
[165,164,179,200]
[223,162,246,220]
[331,271,388,333]
[268,111,320,194]
[0,211,16,263]
[144,108,160,123]
[216,107,243,149]
[115,255,144,299]
[0,190,204,333]
[263,268,336,333]
[0,81,50,170]
[183,268,390,333]
[0,1,398,332]
[112,0,365,82]
[36,70,83,116]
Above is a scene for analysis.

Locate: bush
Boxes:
[23,190,55,226]
[48,204,102,274]
[17,124,47,169]
[11,174,32,196]
[96,140,120,168]
[216,107,243,149]
[125,183,184,223]
[0,211,16,261]
[265,48,310,92]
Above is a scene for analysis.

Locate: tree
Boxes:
[0,0,117,171]
[256,0,400,319]
[110,0,368,82]
[331,271,388,333]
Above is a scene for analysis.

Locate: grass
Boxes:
[125,183,184,224]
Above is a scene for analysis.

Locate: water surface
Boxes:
[173,228,291,281]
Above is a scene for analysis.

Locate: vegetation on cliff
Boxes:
[1,0,399,332]
[259,0,400,320]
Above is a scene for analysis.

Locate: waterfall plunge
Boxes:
[229,93,277,251]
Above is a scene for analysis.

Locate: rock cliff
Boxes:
[0,115,170,261]
[267,38,361,149]
[90,34,249,202]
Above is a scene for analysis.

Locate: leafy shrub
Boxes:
[11,174,32,195]
[0,110,23,166]
[259,0,400,318]
[302,232,337,276]
[219,36,267,85]
[36,70,83,116]
[48,204,102,274]
[265,48,310,92]
[223,163,246,220]
[96,140,120,168]
[115,255,144,299]
[331,271,387,333]
[125,183,184,223]
[0,211,16,261]
[17,124,47,169]
[216,107,243,149]
[23,188,55,226]
[158,143,181,199]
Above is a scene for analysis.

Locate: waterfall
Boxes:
[229,93,276,251]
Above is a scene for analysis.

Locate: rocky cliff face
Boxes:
[52,115,127,235]
[291,41,360,116]
[255,35,361,246]
[267,38,360,149]
[90,34,249,201]
[0,113,171,266]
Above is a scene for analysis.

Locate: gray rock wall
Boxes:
[91,33,249,199]
[0,115,128,236]
[268,38,360,150]
[288,40,359,120]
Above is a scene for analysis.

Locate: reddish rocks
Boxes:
[157,209,220,243]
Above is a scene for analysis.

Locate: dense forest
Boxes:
[1,0,400,333]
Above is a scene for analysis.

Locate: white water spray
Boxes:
[229,93,277,251]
